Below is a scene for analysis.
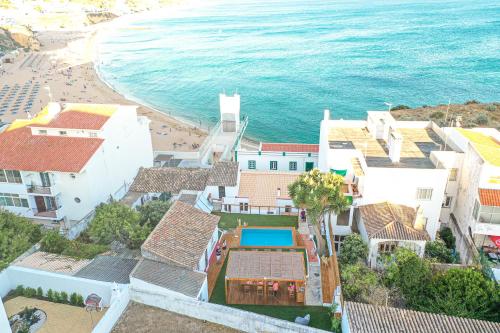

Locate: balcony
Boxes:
[32,207,64,220]
[26,185,58,196]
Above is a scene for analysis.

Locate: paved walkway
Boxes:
[305,264,323,306]
[4,296,106,333]
[112,302,240,333]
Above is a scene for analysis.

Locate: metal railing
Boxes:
[218,203,299,216]
[27,185,53,195]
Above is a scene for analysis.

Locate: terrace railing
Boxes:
[219,203,299,216]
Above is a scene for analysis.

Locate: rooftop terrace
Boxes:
[328,126,452,168]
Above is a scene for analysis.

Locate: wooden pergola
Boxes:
[225,251,306,306]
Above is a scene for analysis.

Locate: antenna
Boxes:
[384,102,392,112]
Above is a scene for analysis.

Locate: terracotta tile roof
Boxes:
[141,201,219,270]
[14,251,91,275]
[0,126,104,172]
[358,202,430,241]
[479,189,500,207]
[130,167,210,193]
[38,111,110,130]
[206,161,239,187]
[226,251,305,281]
[346,302,500,333]
[261,143,319,153]
[131,258,206,297]
[238,171,299,206]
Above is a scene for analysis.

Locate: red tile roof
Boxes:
[479,189,500,207]
[38,111,110,130]
[0,127,104,172]
[261,143,319,153]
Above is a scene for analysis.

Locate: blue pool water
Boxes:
[97,0,500,143]
[240,228,294,247]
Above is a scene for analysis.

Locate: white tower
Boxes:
[219,93,240,133]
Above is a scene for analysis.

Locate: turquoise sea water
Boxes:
[97,0,500,143]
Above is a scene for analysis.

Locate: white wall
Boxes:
[91,286,130,333]
[238,151,318,172]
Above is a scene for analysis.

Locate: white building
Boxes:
[237,143,318,172]
[131,201,220,302]
[439,128,500,264]
[0,102,153,233]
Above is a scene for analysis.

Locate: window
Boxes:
[416,188,433,200]
[0,193,29,208]
[0,170,22,184]
[305,162,314,171]
[448,168,458,181]
[285,205,292,213]
[472,200,480,220]
[378,242,398,254]
[59,131,67,136]
[218,186,226,198]
[38,130,47,135]
[442,196,453,208]
[289,161,297,171]
[334,235,346,253]
[270,161,278,170]
[248,160,256,169]
[40,172,51,187]
[239,202,249,212]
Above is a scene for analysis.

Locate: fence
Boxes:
[219,203,300,216]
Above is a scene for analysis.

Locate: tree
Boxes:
[438,227,455,249]
[384,248,432,308]
[137,200,171,227]
[40,230,67,254]
[424,240,454,263]
[88,202,151,248]
[288,169,349,255]
[341,262,378,302]
[338,234,368,265]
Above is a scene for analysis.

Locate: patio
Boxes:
[224,251,306,306]
[4,296,106,333]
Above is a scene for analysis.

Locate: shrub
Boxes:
[430,111,444,119]
[15,285,25,296]
[36,287,43,298]
[76,294,84,307]
[390,104,411,111]
[40,230,68,254]
[46,289,54,302]
[425,240,454,263]
[138,200,171,227]
[465,99,480,105]
[338,234,368,265]
[62,240,108,259]
[53,291,61,303]
[60,291,69,304]
[70,293,78,306]
[485,104,497,112]
[23,287,37,298]
[341,262,378,302]
[438,227,455,249]
[475,114,488,125]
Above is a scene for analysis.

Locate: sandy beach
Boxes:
[0,20,207,152]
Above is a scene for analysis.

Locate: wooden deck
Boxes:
[322,222,342,304]
[207,232,238,298]
[225,281,304,306]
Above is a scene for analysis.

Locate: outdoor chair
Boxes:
[257,286,264,296]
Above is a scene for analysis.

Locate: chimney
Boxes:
[388,130,403,163]
[47,102,61,118]
[324,109,330,121]
[413,206,426,231]
[277,187,281,198]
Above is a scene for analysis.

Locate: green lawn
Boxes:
[214,213,298,230]
[209,253,331,331]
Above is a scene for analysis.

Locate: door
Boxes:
[305,162,314,171]
[218,186,226,199]
[34,196,46,212]
[40,172,51,187]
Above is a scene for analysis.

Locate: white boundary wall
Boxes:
[130,283,329,333]
[92,287,130,333]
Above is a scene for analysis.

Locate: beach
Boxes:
[0,19,207,152]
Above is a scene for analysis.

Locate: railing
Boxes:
[27,185,53,195]
[32,207,62,219]
[219,203,299,216]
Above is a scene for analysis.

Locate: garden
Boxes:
[214,212,298,230]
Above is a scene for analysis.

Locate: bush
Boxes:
[15,285,25,296]
[390,104,411,111]
[425,240,454,263]
[475,114,488,125]
[76,294,84,307]
[23,287,37,298]
[36,287,43,298]
[341,262,378,302]
[485,104,497,112]
[465,99,480,105]
[46,289,54,302]
[138,200,171,227]
[0,211,42,270]
[438,227,455,249]
[338,234,368,265]
[60,291,68,304]
[62,240,108,259]
[430,111,444,119]
[70,293,79,306]
[40,230,67,253]
[88,202,151,248]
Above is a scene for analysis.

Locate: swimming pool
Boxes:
[240,228,294,247]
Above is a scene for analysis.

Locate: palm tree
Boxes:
[288,169,349,255]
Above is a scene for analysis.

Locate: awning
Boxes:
[331,169,347,177]
[490,236,500,249]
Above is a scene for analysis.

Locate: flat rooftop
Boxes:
[328,126,451,168]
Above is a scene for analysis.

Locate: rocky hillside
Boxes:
[0,26,40,52]
[391,101,500,129]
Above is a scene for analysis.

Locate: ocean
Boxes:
[97,0,500,143]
